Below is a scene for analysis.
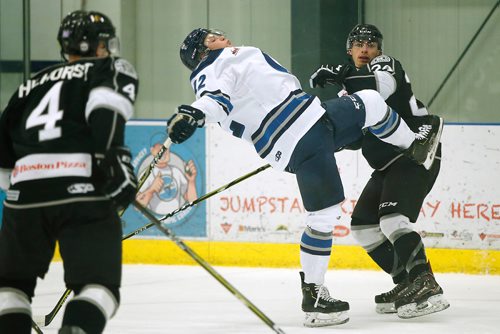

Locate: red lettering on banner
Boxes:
[450,202,500,221]
[463,203,475,219]
[426,201,441,217]
[493,205,500,219]
[477,204,489,221]
[451,202,461,218]
[291,198,303,213]
[340,199,357,215]
[243,197,255,212]
[219,196,304,213]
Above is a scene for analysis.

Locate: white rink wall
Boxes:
[206,123,500,250]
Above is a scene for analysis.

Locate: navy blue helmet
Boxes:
[179,28,211,71]
[346,24,383,51]
[58,10,118,59]
[179,28,229,71]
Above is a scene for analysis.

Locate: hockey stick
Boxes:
[31,319,44,334]
[34,162,271,327]
[133,200,285,334]
[33,138,173,329]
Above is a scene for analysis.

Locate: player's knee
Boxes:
[0,278,36,301]
[305,203,342,233]
[350,218,387,252]
[0,287,31,316]
[61,284,119,334]
[76,284,119,319]
[354,89,388,128]
[380,213,413,243]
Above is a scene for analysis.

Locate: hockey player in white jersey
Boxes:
[168,28,443,327]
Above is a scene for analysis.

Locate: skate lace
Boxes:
[401,276,423,298]
[314,285,339,307]
[415,124,432,140]
[382,280,408,297]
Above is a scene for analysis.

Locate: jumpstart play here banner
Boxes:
[205,123,500,250]
[0,123,498,250]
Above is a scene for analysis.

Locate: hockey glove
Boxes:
[99,146,138,212]
[309,64,352,89]
[167,105,205,144]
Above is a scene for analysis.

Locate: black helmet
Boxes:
[180,28,226,71]
[346,24,383,51]
[57,10,118,59]
[179,28,211,71]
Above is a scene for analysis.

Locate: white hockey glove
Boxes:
[167,105,205,144]
[309,64,352,89]
[98,146,138,212]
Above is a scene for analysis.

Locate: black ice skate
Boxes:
[300,272,349,327]
[374,277,410,314]
[405,115,443,170]
[395,271,450,319]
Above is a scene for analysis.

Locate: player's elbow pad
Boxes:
[374,71,396,100]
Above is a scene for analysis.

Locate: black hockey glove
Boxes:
[98,146,138,212]
[309,64,352,89]
[167,105,205,144]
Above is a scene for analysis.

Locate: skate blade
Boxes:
[397,294,450,319]
[304,311,349,327]
[423,117,444,170]
[375,302,397,314]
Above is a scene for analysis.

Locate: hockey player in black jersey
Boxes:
[310,24,449,319]
[0,10,138,334]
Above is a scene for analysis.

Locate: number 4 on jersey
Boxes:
[26,81,64,142]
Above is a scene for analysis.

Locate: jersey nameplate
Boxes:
[370,55,391,66]
[18,63,94,98]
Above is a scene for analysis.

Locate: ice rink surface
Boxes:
[32,263,500,334]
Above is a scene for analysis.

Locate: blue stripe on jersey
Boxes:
[190,49,224,80]
[300,227,332,256]
[201,90,233,114]
[262,52,288,73]
[251,90,314,158]
[369,107,400,139]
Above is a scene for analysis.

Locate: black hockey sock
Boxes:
[393,231,429,282]
[0,313,31,333]
[61,299,106,334]
[368,239,408,284]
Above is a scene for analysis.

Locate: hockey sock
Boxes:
[0,287,32,334]
[0,313,31,333]
[368,107,414,149]
[61,299,106,334]
[393,231,429,282]
[368,239,408,284]
[300,226,332,285]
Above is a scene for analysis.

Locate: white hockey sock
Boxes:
[356,89,414,149]
[369,108,414,149]
[300,251,330,285]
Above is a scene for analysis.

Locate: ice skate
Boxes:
[300,272,349,327]
[405,115,443,169]
[374,277,410,314]
[395,271,450,319]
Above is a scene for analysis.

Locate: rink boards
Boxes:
[117,122,500,274]
[2,121,498,274]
